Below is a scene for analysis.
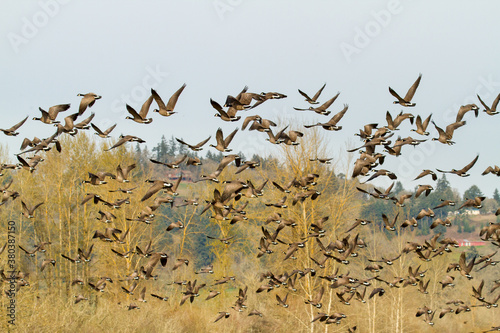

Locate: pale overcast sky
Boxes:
[1,1,500,197]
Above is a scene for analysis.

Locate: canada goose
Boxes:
[475,251,498,267]
[105,135,145,151]
[121,281,138,295]
[74,113,94,130]
[362,169,397,183]
[234,160,260,174]
[265,212,282,225]
[142,253,168,279]
[196,264,214,274]
[265,126,289,144]
[410,114,432,135]
[83,171,115,185]
[348,132,394,153]
[292,190,321,205]
[17,155,37,173]
[420,311,435,326]
[298,83,326,104]
[265,196,287,208]
[175,136,211,152]
[368,253,401,265]
[172,258,189,271]
[40,259,56,272]
[149,155,187,169]
[77,93,101,115]
[433,199,456,209]
[21,201,44,218]
[141,179,173,201]
[126,303,140,311]
[355,123,379,140]
[480,222,500,241]
[471,280,485,301]
[126,95,153,124]
[20,137,41,151]
[205,290,221,301]
[276,293,289,308]
[61,253,81,264]
[248,309,263,317]
[345,219,371,233]
[283,241,308,261]
[241,115,269,131]
[19,245,38,257]
[455,303,471,314]
[304,104,348,130]
[91,123,117,138]
[388,74,421,107]
[92,227,121,242]
[150,294,169,301]
[439,154,479,176]
[309,157,333,164]
[454,104,479,122]
[413,169,437,181]
[309,216,328,234]
[77,244,94,262]
[257,237,273,258]
[80,193,107,206]
[431,120,465,145]
[478,93,500,115]
[214,312,230,323]
[272,178,295,193]
[368,287,385,299]
[0,116,28,136]
[294,92,340,115]
[35,104,70,123]
[18,131,60,155]
[386,111,415,130]
[108,187,137,194]
[111,249,131,258]
[185,157,202,166]
[74,295,88,304]
[459,196,486,210]
[151,85,186,116]
[163,174,182,197]
[458,252,476,279]
[115,163,135,182]
[415,208,435,220]
[415,185,433,198]
[430,218,452,229]
[210,128,238,152]
[400,217,418,228]
[0,190,20,206]
[482,165,500,176]
[305,286,324,308]
[417,279,430,294]
[166,220,184,231]
[206,235,234,245]
[210,99,240,121]
[225,95,252,110]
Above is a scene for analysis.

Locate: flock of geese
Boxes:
[1,74,500,332]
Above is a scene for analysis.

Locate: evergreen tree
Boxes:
[463,185,483,200]
[167,136,177,156]
[393,181,404,195]
[436,174,450,192]
[494,188,500,204]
